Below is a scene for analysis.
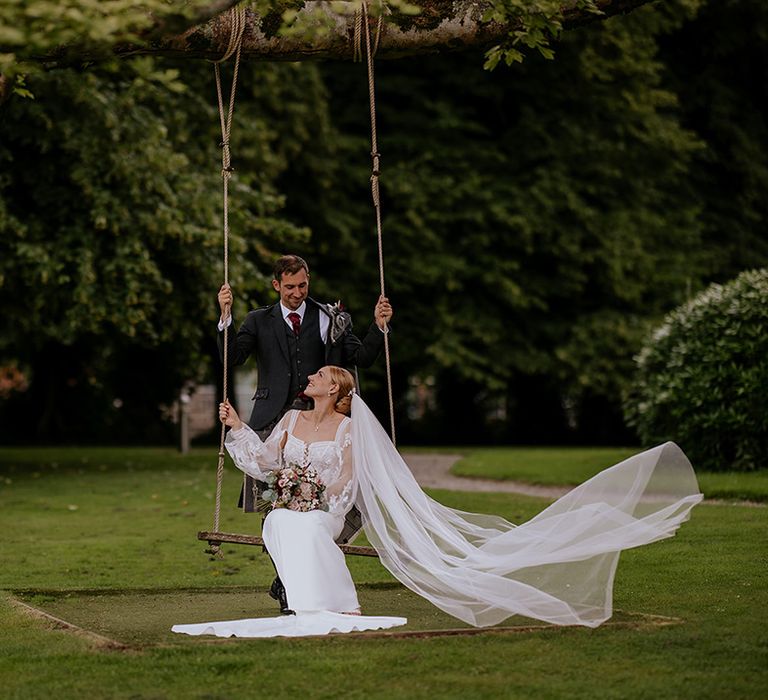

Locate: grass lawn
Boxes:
[0,446,766,699]
[451,446,768,502]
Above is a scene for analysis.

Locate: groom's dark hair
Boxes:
[274,255,309,281]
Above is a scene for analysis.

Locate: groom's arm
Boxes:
[217,311,261,368]
[344,322,389,368]
[342,296,392,367]
[215,284,262,368]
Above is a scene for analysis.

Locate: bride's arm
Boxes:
[224,411,293,479]
[325,422,356,515]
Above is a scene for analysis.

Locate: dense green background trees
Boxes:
[0,60,319,440]
[293,0,767,444]
[1,0,766,446]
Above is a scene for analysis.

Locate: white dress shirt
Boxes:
[219,300,329,343]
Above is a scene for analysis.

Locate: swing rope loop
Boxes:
[353,2,383,62]
[355,2,396,445]
[210,4,246,552]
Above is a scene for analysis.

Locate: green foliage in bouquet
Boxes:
[259,463,328,512]
[624,269,768,471]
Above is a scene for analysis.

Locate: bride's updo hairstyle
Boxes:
[328,366,355,416]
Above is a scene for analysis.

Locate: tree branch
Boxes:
[31,0,656,63]
[0,0,653,103]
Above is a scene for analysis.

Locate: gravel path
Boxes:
[401,453,568,499]
[401,453,764,507]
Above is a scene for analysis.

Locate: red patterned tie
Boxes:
[287,312,301,337]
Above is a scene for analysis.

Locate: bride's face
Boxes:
[306,367,337,399]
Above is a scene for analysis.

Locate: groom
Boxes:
[218,255,392,441]
[217,255,392,609]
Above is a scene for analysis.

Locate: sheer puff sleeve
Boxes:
[324,420,355,517]
[224,411,294,480]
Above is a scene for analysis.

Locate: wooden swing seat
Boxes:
[197,531,379,557]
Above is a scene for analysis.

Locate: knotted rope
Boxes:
[210,4,246,553]
[354,3,396,446]
[353,3,382,62]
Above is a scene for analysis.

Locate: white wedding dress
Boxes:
[172,410,407,638]
[173,396,702,638]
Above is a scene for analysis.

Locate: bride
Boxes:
[173,365,702,638]
[173,365,407,637]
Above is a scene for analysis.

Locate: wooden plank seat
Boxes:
[197,531,380,557]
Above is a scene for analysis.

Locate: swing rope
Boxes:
[354,2,396,446]
[210,4,246,550]
[205,3,395,554]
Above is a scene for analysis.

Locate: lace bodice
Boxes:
[225,411,355,516]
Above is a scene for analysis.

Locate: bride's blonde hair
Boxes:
[328,366,355,416]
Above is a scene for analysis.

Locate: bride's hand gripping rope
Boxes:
[219,400,243,431]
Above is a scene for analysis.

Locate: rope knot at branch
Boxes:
[353,3,384,63]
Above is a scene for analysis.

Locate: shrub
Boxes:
[624,269,768,471]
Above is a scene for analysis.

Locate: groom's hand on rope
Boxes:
[219,400,243,431]
[218,284,233,322]
[375,295,393,330]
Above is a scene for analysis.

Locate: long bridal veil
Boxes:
[350,394,703,628]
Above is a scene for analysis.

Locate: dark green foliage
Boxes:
[287,1,768,443]
[0,59,319,441]
[1,1,767,444]
[624,269,768,471]
[659,0,768,280]
[290,6,709,442]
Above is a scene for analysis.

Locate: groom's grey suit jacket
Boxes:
[218,297,385,431]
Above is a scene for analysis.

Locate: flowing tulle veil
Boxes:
[350,394,703,628]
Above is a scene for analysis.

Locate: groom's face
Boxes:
[273,269,310,310]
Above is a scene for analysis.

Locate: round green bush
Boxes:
[624,268,768,472]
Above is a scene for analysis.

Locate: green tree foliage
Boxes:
[658,0,768,280]
[1,0,766,444]
[0,0,235,79]
[624,269,768,471]
[0,1,623,84]
[482,0,603,68]
[286,4,711,442]
[0,58,326,440]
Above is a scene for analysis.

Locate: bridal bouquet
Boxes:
[259,463,328,513]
